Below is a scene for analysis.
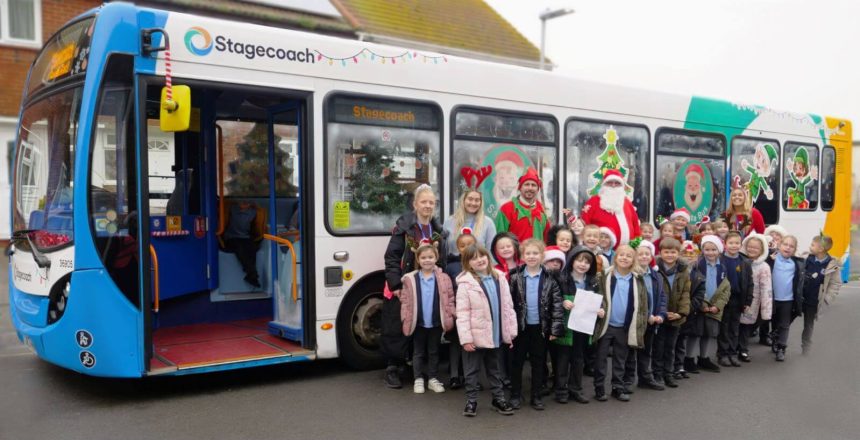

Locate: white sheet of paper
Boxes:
[567,290,603,336]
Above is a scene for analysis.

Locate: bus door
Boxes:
[262,104,305,343]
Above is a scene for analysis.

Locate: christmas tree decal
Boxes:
[349,143,406,214]
[587,126,633,196]
[227,123,297,197]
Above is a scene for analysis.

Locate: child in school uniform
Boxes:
[717,231,753,367]
[640,223,656,243]
[444,233,477,389]
[581,224,608,272]
[623,239,668,392]
[767,235,805,361]
[653,220,676,251]
[400,244,456,393]
[801,234,842,355]
[738,234,772,362]
[593,244,648,402]
[674,240,702,377]
[508,239,565,410]
[553,246,601,404]
[598,227,617,265]
[670,208,697,241]
[563,209,586,243]
[491,232,522,281]
[547,224,576,255]
[456,245,518,417]
[758,225,788,344]
[713,219,730,242]
[683,236,730,373]
[651,237,692,388]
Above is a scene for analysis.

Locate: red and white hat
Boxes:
[686,163,705,179]
[639,240,656,256]
[700,235,725,253]
[518,167,542,189]
[670,208,691,222]
[544,245,566,265]
[603,169,625,185]
[681,240,700,255]
[599,226,618,249]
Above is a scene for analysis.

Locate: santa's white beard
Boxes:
[599,185,627,214]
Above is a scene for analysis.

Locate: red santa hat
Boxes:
[495,150,525,167]
[603,169,625,185]
[639,240,656,256]
[518,167,542,189]
[670,208,691,222]
[686,163,705,179]
[681,240,700,255]
[544,245,566,265]
[700,235,725,253]
[599,226,618,249]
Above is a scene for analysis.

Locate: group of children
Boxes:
[394,208,842,417]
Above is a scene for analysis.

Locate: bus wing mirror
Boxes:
[160,85,191,132]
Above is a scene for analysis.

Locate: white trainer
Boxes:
[427,378,446,393]
[413,378,425,394]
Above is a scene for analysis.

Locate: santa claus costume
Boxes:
[581,169,641,249]
[494,167,552,243]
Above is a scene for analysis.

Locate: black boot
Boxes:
[775,346,786,362]
[698,357,721,373]
[684,357,700,374]
[384,366,402,389]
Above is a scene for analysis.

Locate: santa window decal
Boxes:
[672,160,713,224]
[782,142,819,211]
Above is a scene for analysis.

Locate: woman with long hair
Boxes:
[721,187,765,239]
[444,189,496,263]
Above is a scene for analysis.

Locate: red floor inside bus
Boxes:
[151,318,309,371]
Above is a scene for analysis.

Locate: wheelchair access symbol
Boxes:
[75,330,93,348]
[79,351,96,369]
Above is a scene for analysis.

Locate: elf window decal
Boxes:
[731,137,780,225]
[783,142,819,211]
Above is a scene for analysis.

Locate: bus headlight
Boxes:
[48,278,71,325]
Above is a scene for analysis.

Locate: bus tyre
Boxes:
[337,287,385,370]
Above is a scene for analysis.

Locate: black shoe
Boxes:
[509,396,522,410]
[684,357,700,374]
[594,390,608,402]
[611,388,631,402]
[384,367,402,389]
[530,396,545,410]
[772,341,779,354]
[492,398,514,415]
[738,352,751,363]
[675,369,691,379]
[718,357,733,368]
[729,356,742,367]
[776,348,786,362]
[554,393,569,404]
[638,378,665,391]
[569,391,590,404]
[698,357,721,373]
[449,377,464,390]
[663,375,679,388]
[623,385,635,395]
[463,401,477,417]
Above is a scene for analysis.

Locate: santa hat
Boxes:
[686,163,705,179]
[566,212,579,226]
[681,240,700,256]
[599,226,617,249]
[544,245,566,265]
[639,240,656,256]
[764,224,788,238]
[602,169,625,185]
[518,167,542,189]
[670,208,691,222]
[700,235,724,253]
[495,150,525,167]
[460,226,473,235]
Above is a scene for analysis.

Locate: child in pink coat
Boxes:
[456,245,518,417]
[738,234,773,362]
[400,244,456,394]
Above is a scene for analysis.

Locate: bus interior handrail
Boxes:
[149,244,160,313]
[262,234,298,303]
[216,124,225,236]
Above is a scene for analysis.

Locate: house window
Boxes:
[0,0,42,46]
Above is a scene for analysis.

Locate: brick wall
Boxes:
[0,0,100,117]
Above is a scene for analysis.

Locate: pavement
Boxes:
[1,258,859,440]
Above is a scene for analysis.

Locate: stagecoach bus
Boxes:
[9,2,852,377]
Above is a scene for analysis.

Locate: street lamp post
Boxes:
[539,8,575,70]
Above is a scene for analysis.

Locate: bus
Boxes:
[9,2,852,377]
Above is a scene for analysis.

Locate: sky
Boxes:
[485,0,860,133]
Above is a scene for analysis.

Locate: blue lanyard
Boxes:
[419,223,433,240]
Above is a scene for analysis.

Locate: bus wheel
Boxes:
[337,287,385,370]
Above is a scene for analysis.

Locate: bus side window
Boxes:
[782,142,819,211]
[147,121,176,215]
[565,118,649,222]
[820,145,836,211]
[730,137,780,224]
[654,128,726,224]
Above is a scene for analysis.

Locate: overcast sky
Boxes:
[486,0,859,135]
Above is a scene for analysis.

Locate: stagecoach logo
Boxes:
[13,264,31,283]
[184,26,213,56]
[183,26,315,63]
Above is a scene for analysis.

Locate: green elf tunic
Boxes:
[494,197,551,242]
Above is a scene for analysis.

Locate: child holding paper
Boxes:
[552,246,601,404]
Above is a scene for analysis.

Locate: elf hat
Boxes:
[764,224,788,238]
[700,235,725,253]
[544,245,566,265]
[794,147,809,168]
[670,208,691,222]
[603,169,625,185]
[518,167,542,189]
[599,226,618,249]
[761,143,778,163]
[495,150,525,167]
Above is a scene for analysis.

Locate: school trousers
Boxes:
[717,304,743,358]
[549,331,589,397]
[412,326,442,379]
[623,323,657,385]
[462,347,505,403]
[594,326,630,393]
[651,324,679,379]
[801,303,818,351]
[511,324,546,398]
[772,300,794,348]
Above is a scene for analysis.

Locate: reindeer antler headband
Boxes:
[460,166,493,190]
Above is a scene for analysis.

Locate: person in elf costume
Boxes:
[494,167,552,243]
[786,147,818,209]
[740,143,778,202]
